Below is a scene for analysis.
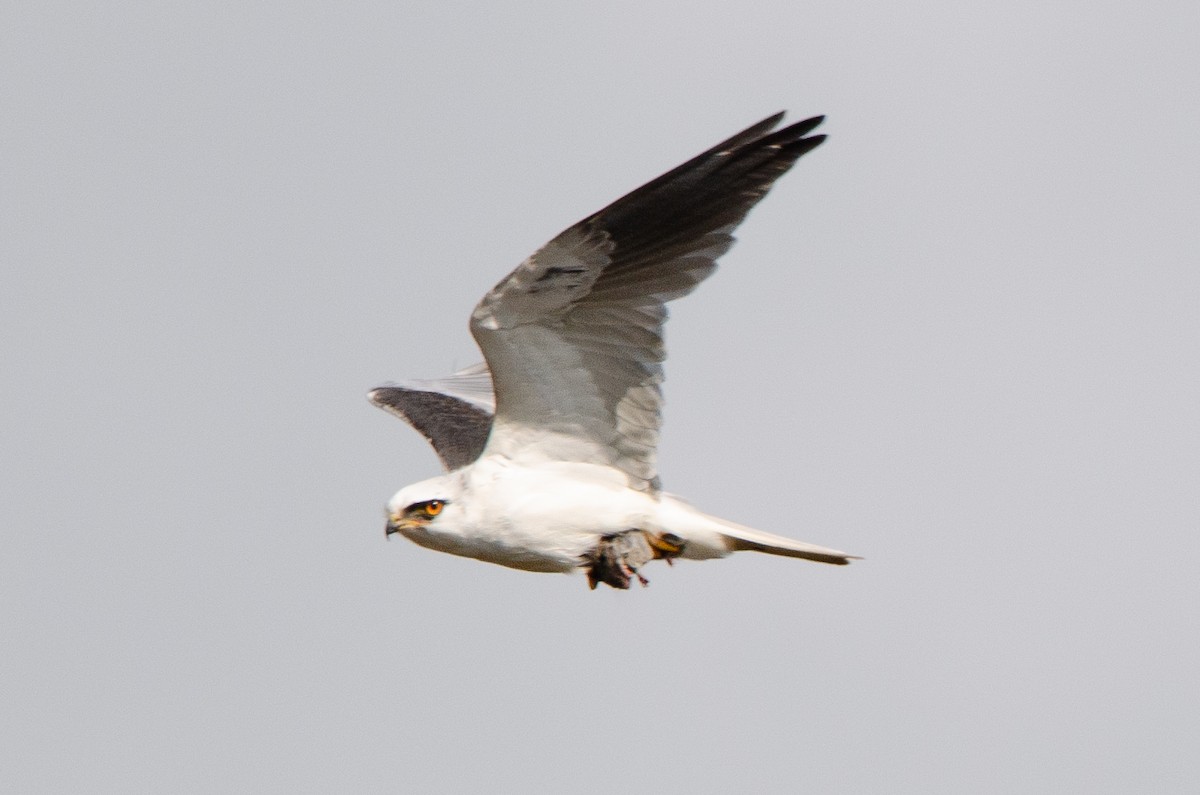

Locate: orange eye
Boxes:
[422,500,444,517]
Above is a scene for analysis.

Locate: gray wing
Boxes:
[369,364,495,471]
[470,113,826,492]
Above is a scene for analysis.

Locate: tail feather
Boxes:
[659,494,859,566]
[717,522,859,566]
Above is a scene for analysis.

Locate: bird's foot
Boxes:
[585,530,686,590]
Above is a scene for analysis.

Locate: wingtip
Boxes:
[367,386,389,406]
[760,110,822,127]
[368,384,411,409]
[780,114,826,140]
[752,114,826,155]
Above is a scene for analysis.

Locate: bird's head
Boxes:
[385,474,460,540]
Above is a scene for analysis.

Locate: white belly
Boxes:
[409,458,661,573]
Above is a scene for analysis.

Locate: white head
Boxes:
[384,472,464,542]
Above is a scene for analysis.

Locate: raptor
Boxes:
[371,112,856,589]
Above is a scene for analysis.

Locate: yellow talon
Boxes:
[648,532,685,558]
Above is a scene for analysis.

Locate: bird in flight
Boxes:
[371,112,856,589]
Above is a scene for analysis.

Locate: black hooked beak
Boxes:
[385,518,400,539]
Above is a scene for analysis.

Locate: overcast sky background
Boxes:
[3,2,1199,792]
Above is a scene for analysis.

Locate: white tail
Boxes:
[660,495,858,565]
[716,519,858,566]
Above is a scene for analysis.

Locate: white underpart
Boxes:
[388,457,853,575]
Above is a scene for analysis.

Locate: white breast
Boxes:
[425,457,659,572]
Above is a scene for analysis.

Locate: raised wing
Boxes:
[369,363,495,471]
[470,113,826,492]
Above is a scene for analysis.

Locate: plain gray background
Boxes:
[3,2,1198,792]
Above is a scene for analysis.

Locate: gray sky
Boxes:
[3,2,1199,792]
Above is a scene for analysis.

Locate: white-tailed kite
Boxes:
[371,112,857,589]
